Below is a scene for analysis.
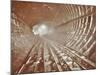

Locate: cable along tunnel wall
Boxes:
[11,1,96,74]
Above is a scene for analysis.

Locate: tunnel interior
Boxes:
[11,1,96,74]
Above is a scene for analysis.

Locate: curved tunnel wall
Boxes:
[11,1,96,74]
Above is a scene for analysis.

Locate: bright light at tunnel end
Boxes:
[32,24,54,36]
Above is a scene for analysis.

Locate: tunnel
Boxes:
[11,1,96,74]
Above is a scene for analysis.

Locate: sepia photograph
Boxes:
[11,1,96,75]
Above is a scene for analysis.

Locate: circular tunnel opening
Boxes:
[32,23,54,36]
